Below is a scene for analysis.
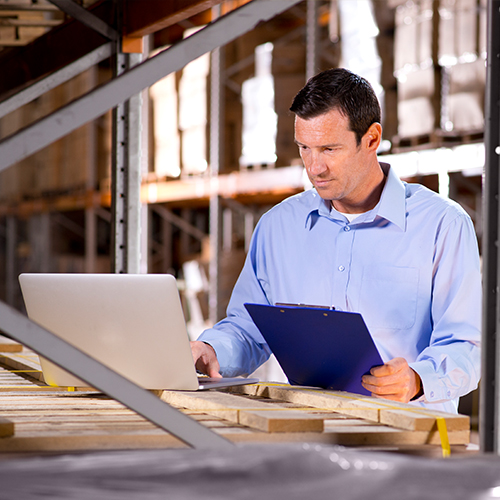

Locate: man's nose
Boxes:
[306,152,326,176]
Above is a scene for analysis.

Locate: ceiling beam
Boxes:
[123,0,224,38]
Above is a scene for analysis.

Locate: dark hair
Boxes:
[290,68,381,145]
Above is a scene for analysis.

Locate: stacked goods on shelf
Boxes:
[178,28,210,178]
[150,73,181,179]
[239,39,307,170]
[240,42,278,170]
[393,0,486,142]
[439,0,486,134]
[393,0,437,139]
[444,60,486,133]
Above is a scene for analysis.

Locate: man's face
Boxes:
[294,107,376,213]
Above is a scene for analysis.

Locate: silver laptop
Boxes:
[18,273,258,391]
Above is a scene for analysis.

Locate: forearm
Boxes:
[198,320,271,377]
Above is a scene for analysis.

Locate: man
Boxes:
[191,68,481,413]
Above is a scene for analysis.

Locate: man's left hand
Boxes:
[361,357,422,403]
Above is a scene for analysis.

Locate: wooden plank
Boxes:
[378,406,469,432]
[238,410,323,433]
[0,351,44,381]
[161,390,325,433]
[0,336,22,352]
[233,384,381,422]
[0,416,14,438]
[0,350,94,391]
[230,384,469,432]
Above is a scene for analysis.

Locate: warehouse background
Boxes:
[0,0,486,426]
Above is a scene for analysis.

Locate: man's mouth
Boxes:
[313,178,333,187]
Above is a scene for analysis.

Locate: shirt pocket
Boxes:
[359,266,419,330]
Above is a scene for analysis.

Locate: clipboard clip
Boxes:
[275,303,336,310]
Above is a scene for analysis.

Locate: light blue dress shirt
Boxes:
[199,164,481,414]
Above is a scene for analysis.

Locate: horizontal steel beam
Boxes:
[0,1,113,100]
[0,299,233,449]
[0,0,303,172]
[0,43,112,120]
[47,0,118,40]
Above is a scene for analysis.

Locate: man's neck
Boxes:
[331,164,387,214]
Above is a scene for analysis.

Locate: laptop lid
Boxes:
[18,273,227,391]
[244,303,383,395]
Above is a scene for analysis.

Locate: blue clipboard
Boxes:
[244,303,383,395]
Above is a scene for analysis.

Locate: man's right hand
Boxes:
[190,341,222,378]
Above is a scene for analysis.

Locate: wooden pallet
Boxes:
[0,349,470,454]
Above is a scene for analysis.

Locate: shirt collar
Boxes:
[373,162,406,230]
[305,162,407,231]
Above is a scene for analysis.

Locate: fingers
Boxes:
[361,379,410,399]
[368,357,406,377]
[190,341,222,378]
[361,357,421,403]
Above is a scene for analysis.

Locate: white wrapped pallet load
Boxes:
[240,43,277,168]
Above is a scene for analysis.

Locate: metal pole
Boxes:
[5,216,16,307]
[306,0,319,80]
[209,5,223,325]
[111,40,143,273]
[480,0,500,453]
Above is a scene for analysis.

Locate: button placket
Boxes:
[331,220,355,311]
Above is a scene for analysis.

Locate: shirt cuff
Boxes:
[197,331,245,378]
[409,360,452,403]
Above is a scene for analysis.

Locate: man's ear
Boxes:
[363,122,382,151]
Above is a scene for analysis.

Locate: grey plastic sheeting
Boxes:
[0,444,499,500]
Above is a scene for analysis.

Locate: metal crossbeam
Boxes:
[153,206,207,242]
[0,43,112,120]
[0,300,233,449]
[0,0,303,172]
[47,0,118,40]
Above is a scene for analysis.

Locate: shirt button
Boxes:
[344,225,350,232]
[430,391,435,398]
[338,265,345,272]
[447,391,451,397]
